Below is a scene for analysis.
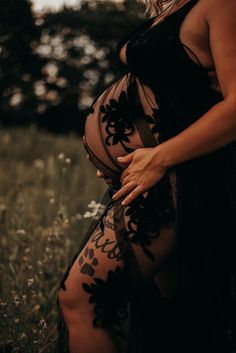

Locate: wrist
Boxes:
[153,142,176,170]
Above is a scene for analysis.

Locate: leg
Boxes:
[57,171,178,353]
[58,219,124,353]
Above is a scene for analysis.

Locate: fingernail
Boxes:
[121,200,126,205]
[117,157,123,160]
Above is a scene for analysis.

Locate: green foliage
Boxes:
[0,0,146,132]
[0,0,45,124]
[0,125,106,352]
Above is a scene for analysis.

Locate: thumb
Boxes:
[117,151,135,164]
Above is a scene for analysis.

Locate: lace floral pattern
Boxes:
[82,266,130,339]
[99,89,136,153]
[123,177,176,261]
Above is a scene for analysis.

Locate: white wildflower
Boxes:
[33,159,45,170]
[83,211,92,218]
[88,200,98,208]
[49,198,55,204]
[20,333,27,340]
[58,153,65,161]
[13,296,20,306]
[16,229,26,236]
[27,278,34,287]
[86,201,106,218]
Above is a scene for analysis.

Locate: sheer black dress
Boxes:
[54,1,236,352]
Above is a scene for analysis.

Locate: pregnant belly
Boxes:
[83,72,160,182]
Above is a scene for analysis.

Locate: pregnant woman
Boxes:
[55,0,236,352]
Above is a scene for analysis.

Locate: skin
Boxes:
[97,0,236,205]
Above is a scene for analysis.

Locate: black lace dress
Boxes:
[54,1,236,352]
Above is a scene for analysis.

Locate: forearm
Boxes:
[157,98,236,168]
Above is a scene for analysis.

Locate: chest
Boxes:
[118,1,220,93]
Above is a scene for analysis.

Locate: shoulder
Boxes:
[203,0,236,22]
[201,0,236,99]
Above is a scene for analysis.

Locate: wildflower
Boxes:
[49,198,55,204]
[0,302,7,307]
[25,248,30,254]
[58,153,65,161]
[19,333,27,340]
[14,318,20,323]
[13,296,20,306]
[33,159,45,170]
[65,158,71,165]
[84,201,106,219]
[16,229,26,236]
[37,260,43,267]
[27,278,34,287]
[88,201,106,214]
[39,318,47,329]
[75,213,82,220]
[88,200,98,208]
[28,265,33,270]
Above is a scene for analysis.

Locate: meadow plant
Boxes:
[0,125,106,352]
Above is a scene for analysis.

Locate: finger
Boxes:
[112,181,136,201]
[121,174,130,186]
[120,168,130,184]
[117,151,135,164]
[121,185,143,206]
[87,154,90,160]
[96,169,104,177]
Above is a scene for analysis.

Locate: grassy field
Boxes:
[0,124,107,353]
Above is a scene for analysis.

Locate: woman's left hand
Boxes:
[112,146,168,206]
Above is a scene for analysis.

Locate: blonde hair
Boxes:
[138,0,179,17]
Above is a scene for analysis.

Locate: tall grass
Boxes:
[0,125,107,352]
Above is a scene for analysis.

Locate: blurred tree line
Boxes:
[0,0,146,134]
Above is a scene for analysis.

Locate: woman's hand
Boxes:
[112,146,168,206]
